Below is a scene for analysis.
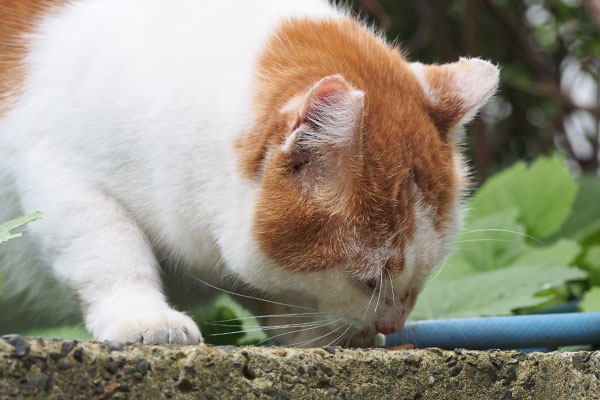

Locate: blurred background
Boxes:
[351,0,600,182]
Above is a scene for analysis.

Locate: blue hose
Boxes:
[385,312,600,350]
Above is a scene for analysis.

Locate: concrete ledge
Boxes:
[0,335,598,399]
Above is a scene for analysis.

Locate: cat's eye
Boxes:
[366,278,378,290]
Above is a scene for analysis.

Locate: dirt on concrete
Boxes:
[0,335,598,399]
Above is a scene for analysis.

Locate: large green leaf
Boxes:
[446,208,525,275]
[582,246,600,286]
[507,239,581,267]
[580,287,600,312]
[0,212,42,244]
[411,264,587,320]
[552,176,600,242]
[442,208,525,278]
[468,158,577,239]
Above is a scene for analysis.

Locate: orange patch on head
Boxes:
[0,0,70,115]
[235,17,469,278]
[240,19,498,279]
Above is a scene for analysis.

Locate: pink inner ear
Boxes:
[300,75,352,122]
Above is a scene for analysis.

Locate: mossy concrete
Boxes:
[0,335,598,399]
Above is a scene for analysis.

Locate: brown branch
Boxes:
[483,0,600,118]
[584,0,600,27]
[463,0,491,182]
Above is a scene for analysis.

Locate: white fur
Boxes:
[0,0,477,345]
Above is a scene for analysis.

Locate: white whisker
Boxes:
[386,268,395,305]
[286,325,343,348]
[209,312,325,324]
[258,319,340,345]
[327,322,353,347]
[458,228,543,243]
[362,284,377,322]
[374,269,383,313]
[207,320,331,336]
[188,274,316,311]
[455,238,521,244]
[428,256,449,284]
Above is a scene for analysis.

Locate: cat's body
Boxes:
[0,0,498,346]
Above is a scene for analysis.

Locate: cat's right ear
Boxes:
[410,58,499,140]
[280,75,365,173]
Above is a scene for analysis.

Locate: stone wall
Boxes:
[0,335,598,399]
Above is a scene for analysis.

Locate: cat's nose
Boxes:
[375,321,399,335]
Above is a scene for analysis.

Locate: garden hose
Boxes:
[386,312,600,351]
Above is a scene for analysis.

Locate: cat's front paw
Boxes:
[90,308,202,345]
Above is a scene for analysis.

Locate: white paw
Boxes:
[91,308,203,345]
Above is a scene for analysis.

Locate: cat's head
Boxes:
[236,21,499,346]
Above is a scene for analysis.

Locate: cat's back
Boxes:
[0,0,338,117]
[0,0,340,208]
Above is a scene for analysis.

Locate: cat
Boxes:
[0,0,498,347]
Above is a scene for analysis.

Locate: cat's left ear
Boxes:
[410,57,499,139]
[282,74,365,154]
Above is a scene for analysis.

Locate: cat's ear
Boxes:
[281,74,365,158]
[410,58,499,139]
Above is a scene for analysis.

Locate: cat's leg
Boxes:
[18,162,201,344]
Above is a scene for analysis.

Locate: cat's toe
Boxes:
[93,308,203,345]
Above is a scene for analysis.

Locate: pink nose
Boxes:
[375,321,398,335]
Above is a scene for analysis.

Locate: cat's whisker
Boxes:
[458,228,543,244]
[256,319,341,345]
[207,320,332,336]
[206,319,329,329]
[209,312,325,324]
[343,331,354,348]
[374,269,383,313]
[427,256,450,284]
[327,322,354,347]
[455,238,521,244]
[386,268,395,305]
[285,325,344,348]
[187,274,317,311]
[362,282,377,322]
[383,267,388,301]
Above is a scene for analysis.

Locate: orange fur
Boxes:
[237,17,463,277]
[0,0,69,115]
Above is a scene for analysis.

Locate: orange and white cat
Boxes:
[0,0,498,346]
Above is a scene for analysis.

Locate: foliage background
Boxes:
[352,0,600,181]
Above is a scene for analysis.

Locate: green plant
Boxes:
[0,212,42,296]
[412,157,594,320]
[0,212,41,244]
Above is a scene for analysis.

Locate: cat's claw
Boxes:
[91,308,202,345]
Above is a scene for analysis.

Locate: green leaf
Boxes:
[551,176,600,242]
[507,239,581,267]
[0,212,42,244]
[23,325,91,340]
[580,287,600,312]
[411,264,587,320]
[193,294,268,346]
[443,208,525,277]
[582,245,600,286]
[468,158,577,239]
